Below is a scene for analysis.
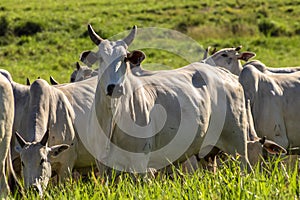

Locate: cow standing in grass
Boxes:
[78,25,285,176]
[239,64,300,152]
[0,72,15,197]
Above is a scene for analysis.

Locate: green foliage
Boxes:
[258,19,292,37]
[0,16,8,36]
[13,21,43,37]
[0,0,300,83]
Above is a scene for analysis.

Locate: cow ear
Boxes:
[80,51,98,67]
[237,52,256,61]
[40,129,49,146]
[262,139,287,155]
[127,50,146,66]
[15,131,27,148]
[49,144,70,158]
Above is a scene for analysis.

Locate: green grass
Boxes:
[1,0,300,83]
[1,0,300,199]
[10,157,300,199]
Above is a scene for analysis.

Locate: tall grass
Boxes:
[9,157,299,199]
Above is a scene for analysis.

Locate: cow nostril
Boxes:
[107,84,116,96]
[29,184,39,192]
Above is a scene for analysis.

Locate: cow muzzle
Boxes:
[30,183,43,197]
[106,84,124,98]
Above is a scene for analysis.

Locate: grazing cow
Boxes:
[202,46,300,75]
[11,77,96,195]
[78,24,284,175]
[9,78,90,196]
[0,73,15,196]
[239,64,300,151]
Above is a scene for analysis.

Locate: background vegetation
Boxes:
[1,0,300,199]
[1,0,300,83]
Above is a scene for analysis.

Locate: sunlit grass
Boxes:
[8,156,299,199]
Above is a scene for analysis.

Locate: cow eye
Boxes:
[40,159,45,165]
[221,54,228,57]
[21,161,25,167]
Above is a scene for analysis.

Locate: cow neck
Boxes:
[27,81,50,142]
[95,65,156,139]
[234,61,243,76]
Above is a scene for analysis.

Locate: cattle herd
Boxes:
[0,24,299,197]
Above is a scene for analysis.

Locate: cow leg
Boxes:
[0,133,11,195]
[217,140,252,172]
[0,160,9,197]
[95,159,121,182]
[54,147,77,183]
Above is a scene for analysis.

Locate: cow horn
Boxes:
[235,46,242,51]
[40,129,49,146]
[26,78,30,86]
[203,46,210,60]
[123,25,137,46]
[87,24,103,45]
[50,76,59,85]
[76,62,81,70]
[15,131,27,148]
[211,47,217,55]
[259,136,266,145]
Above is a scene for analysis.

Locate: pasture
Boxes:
[0,0,300,199]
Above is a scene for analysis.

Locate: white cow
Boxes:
[12,79,76,194]
[0,73,15,197]
[9,78,93,196]
[243,60,300,74]
[202,46,300,75]
[239,64,300,151]
[70,62,98,83]
[77,24,285,176]
[202,46,256,75]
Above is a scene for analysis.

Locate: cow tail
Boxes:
[6,147,25,196]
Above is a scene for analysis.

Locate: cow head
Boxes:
[202,46,256,75]
[247,136,287,166]
[74,62,98,82]
[80,24,137,68]
[95,49,146,98]
[15,130,69,196]
[80,24,139,98]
